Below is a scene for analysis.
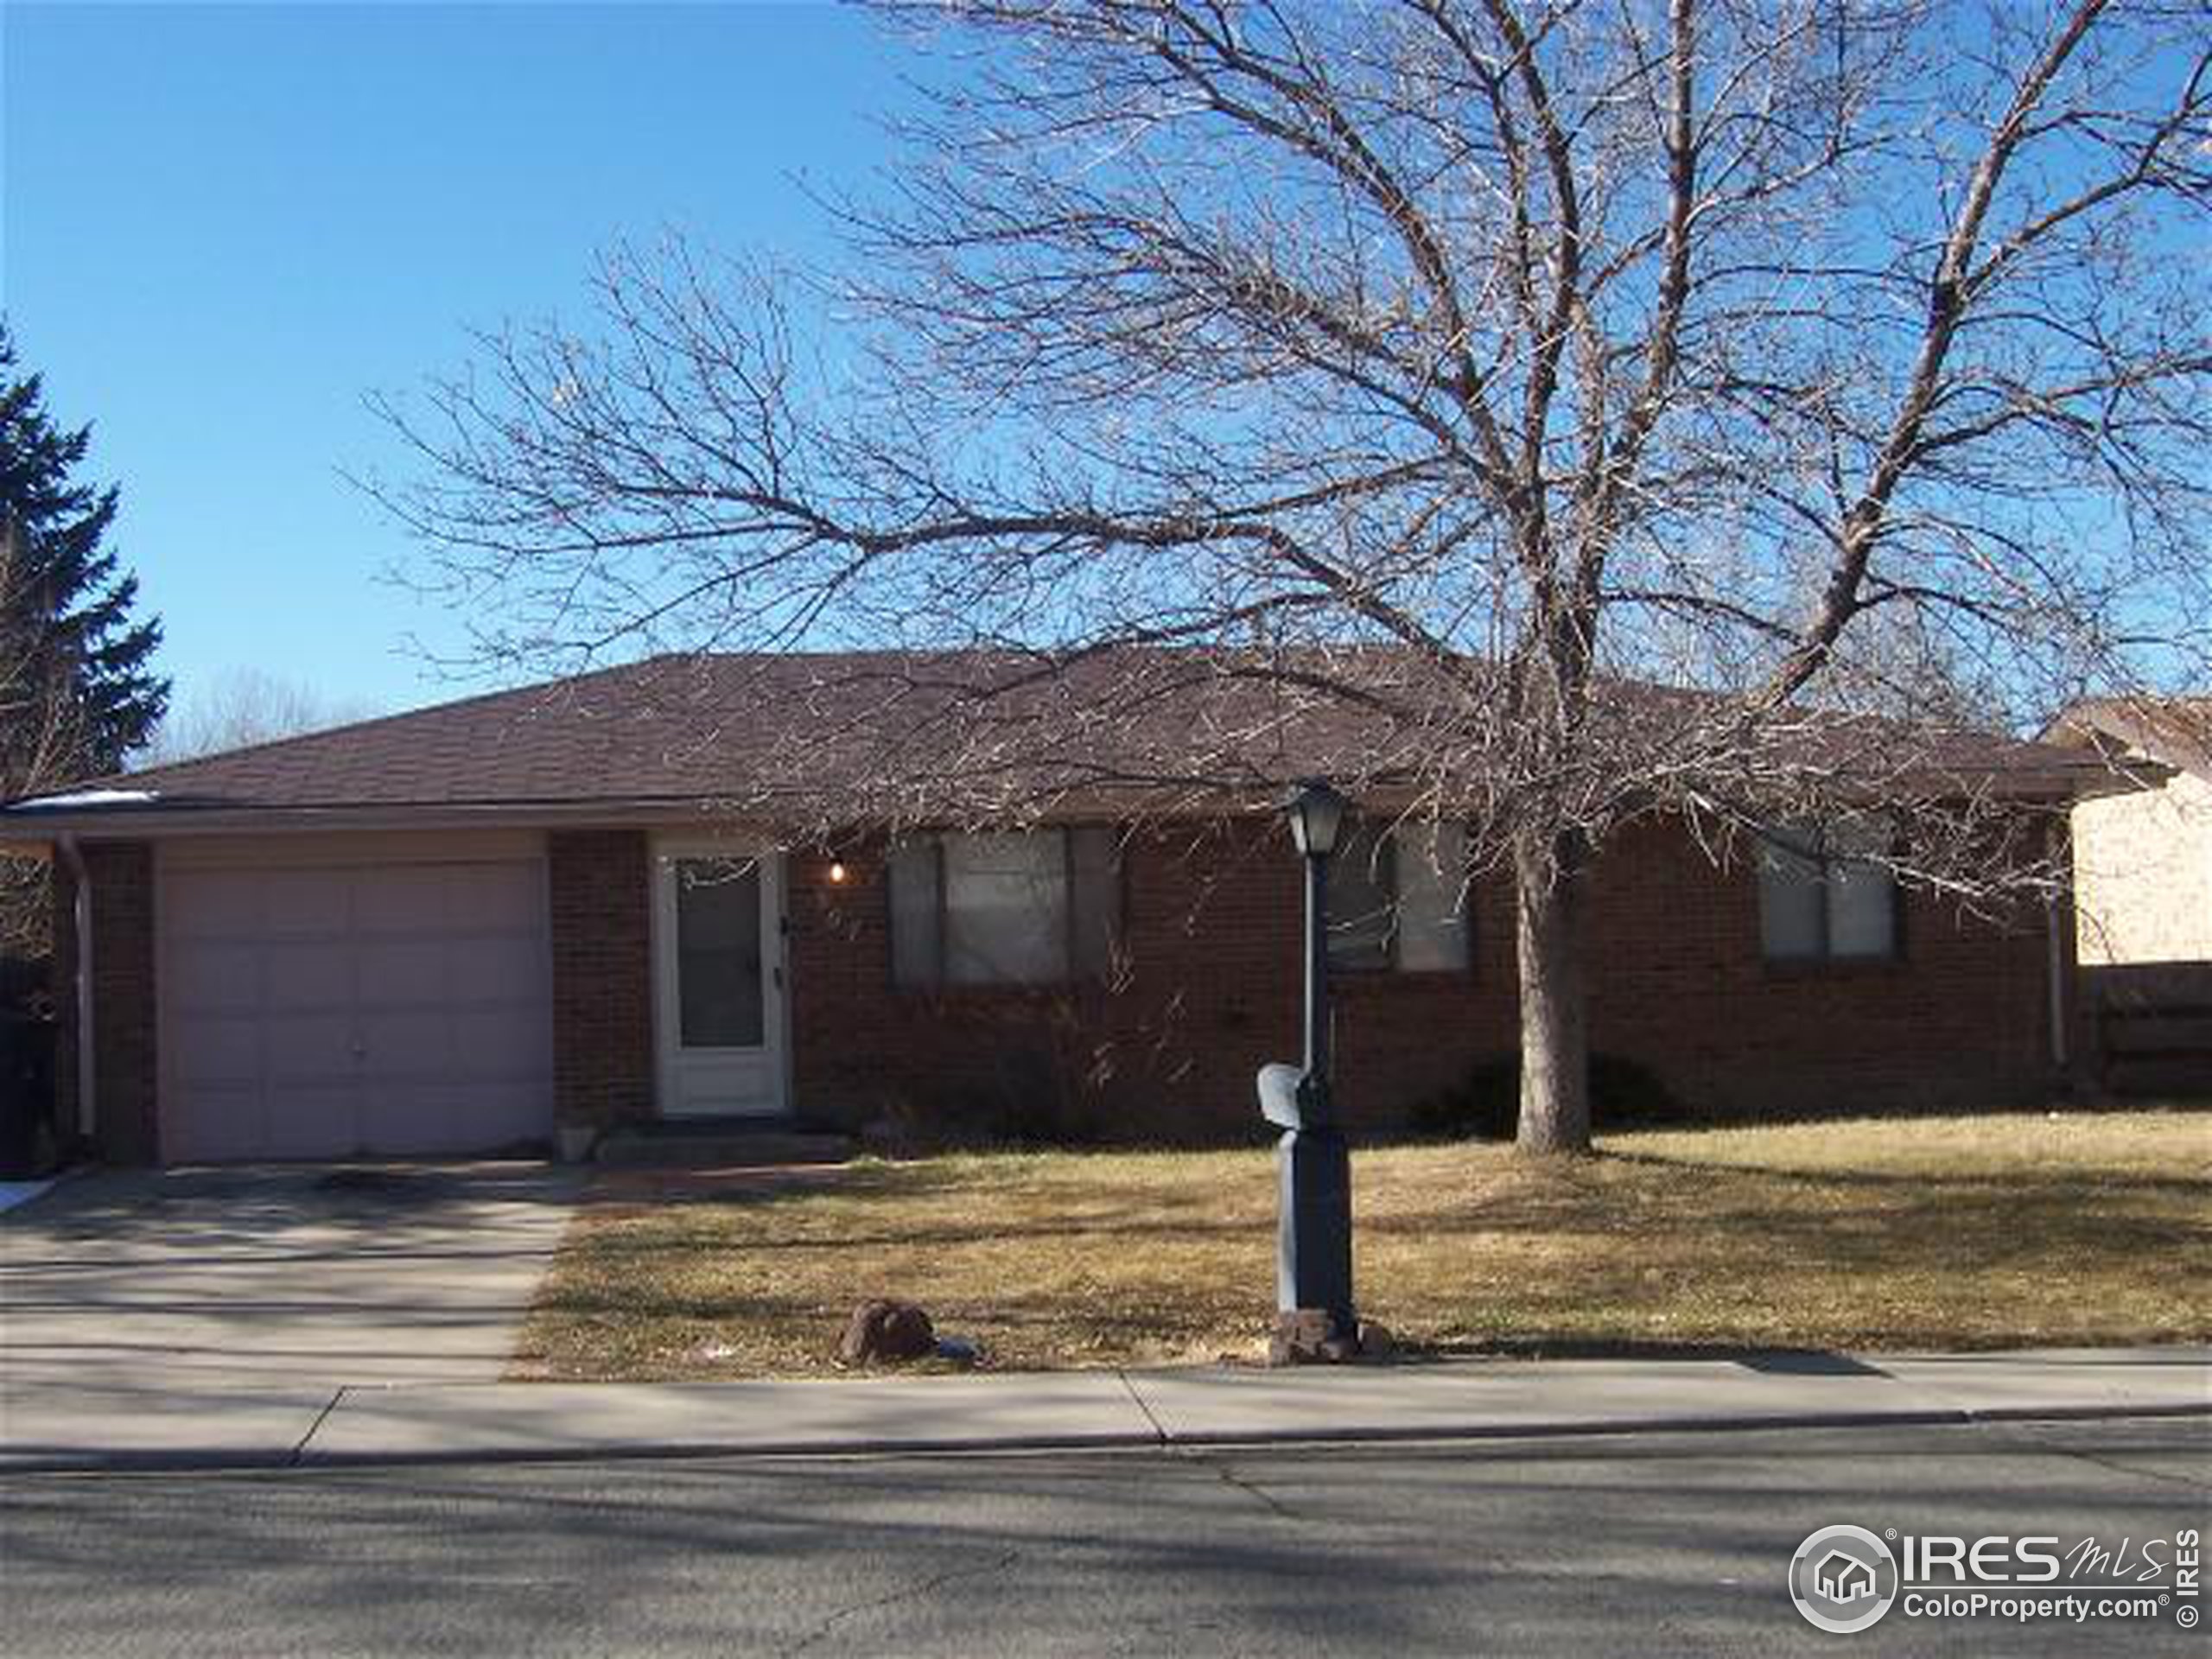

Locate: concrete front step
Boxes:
[592,1123,854,1168]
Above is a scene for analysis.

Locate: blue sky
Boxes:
[3,1,906,717]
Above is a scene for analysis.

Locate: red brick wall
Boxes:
[1580,817,2054,1119]
[785,824,1308,1141]
[786,816,2060,1141]
[49,842,159,1164]
[53,814,2063,1162]
[548,829,655,1130]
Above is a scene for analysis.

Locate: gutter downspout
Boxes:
[2045,893,2069,1071]
[55,834,95,1142]
[2047,808,2082,1087]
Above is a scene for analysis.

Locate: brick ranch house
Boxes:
[1,651,2098,1166]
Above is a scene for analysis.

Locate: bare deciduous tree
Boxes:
[372,0,2212,1151]
[141,669,383,766]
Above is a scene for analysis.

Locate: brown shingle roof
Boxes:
[2045,696,2212,782]
[3,647,2097,830]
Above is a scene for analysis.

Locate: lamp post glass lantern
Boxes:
[1256,779,1357,1361]
[1286,779,1348,860]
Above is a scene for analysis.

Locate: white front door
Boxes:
[653,842,788,1118]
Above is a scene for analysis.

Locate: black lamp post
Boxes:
[1256,779,1357,1358]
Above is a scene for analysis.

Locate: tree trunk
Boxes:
[1515,828,1592,1155]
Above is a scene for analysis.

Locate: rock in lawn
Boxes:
[840,1299,937,1366]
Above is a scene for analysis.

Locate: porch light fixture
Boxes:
[1255,777,1358,1362]
[827,860,849,885]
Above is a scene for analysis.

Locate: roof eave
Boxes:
[0,797,791,841]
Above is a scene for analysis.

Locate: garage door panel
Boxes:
[353,863,543,936]
[170,1014,262,1085]
[166,1084,266,1164]
[361,1082,546,1155]
[262,869,353,937]
[260,1013,357,1080]
[165,942,264,1014]
[261,943,352,1011]
[478,864,545,929]
[444,935,549,996]
[358,1090,448,1155]
[448,1007,554,1080]
[164,870,264,939]
[354,938,453,1006]
[266,1085,359,1159]
[354,866,463,934]
[355,1009,458,1076]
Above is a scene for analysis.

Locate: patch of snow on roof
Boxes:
[12,788,162,810]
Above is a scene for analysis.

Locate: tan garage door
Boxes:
[161,856,554,1161]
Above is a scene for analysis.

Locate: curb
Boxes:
[6,1398,2205,1478]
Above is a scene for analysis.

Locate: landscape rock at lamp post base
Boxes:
[1271,1308,1363,1366]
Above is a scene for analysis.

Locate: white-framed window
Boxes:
[1327,821,1471,974]
[1757,818,1900,963]
[887,826,1119,989]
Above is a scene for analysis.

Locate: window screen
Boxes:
[1825,819,1898,959]
[1826,860,1897,957]
[887,842,942,990]
[1395,822,1471,972]
[944,832,1069,985]
[887,826,1121,988]
[1327,828,1396,971]
[1757,833,1827,960]
[1068,824,1119,980]
[1325,820,1472,973]
[1758,820,1897,962]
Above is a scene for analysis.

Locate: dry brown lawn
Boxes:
[515,1108,2212,1380]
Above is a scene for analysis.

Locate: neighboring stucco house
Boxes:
[2045,697,2212,965]
[1,651,2093,1166]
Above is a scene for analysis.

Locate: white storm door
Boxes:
[653,845,788,1118]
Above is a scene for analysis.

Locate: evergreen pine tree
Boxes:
[0,323,168,781]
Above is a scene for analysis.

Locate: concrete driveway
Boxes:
[0,1161,580,1467]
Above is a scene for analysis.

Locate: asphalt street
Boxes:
[2,1418,2204,1656]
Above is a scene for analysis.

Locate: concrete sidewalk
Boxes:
[4,1346,2204,1473]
